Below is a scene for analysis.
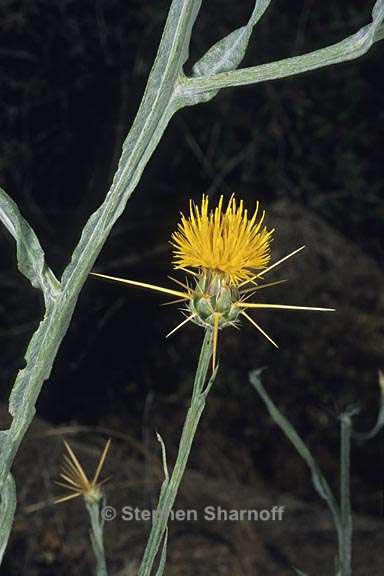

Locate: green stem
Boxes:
[138,329,215,576]
[0,474,16,564]
[339,413,352,576]
[86,499,108,576]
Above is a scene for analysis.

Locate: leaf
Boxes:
[190,0,271,102]
[156,431,170,496]
[193,0,271,77]
[349,0,384,55]
[373,0,384,21]
[249,369,340,526]
[353,371,384,441]
[0,187,45,289]
[155,529,168,576]
[0,186,60,299]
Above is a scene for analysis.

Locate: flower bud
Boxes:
[189,270,240,329]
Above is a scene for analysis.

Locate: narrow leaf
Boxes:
[0,187,45,289]
[156,432,170,495]
[353,371,384,441]
[155,529,168,576]
[0,186,60,298]
[190,0,271,102]
[249,369,341,528]
[193,0,271,78]
[351,0,384,54]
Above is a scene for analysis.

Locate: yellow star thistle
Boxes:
[54,439,111,504]
[171,194,273,285]
[91,195,334,371]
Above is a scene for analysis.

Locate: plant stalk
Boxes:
[86,499,109,576]
[339,413,352,576]
[0,474,16,565]
[138,329,214,576]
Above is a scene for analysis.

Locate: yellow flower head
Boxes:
[91,194,334,371]
[171,195,273,285]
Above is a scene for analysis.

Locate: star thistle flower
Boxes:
[171,195,273,285]
[91,195,334,370]
[54,439,111,504]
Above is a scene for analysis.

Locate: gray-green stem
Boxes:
[339,413,352,576]
[0,475,16,565]
[138,329,215,576]
[86,499,109,576]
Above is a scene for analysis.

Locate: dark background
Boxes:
[0,1,383,574]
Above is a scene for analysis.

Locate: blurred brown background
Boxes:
[0,1,383,574]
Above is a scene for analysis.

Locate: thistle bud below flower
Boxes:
[189,270,240,329]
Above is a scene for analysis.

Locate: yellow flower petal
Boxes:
[171,195,273,285]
